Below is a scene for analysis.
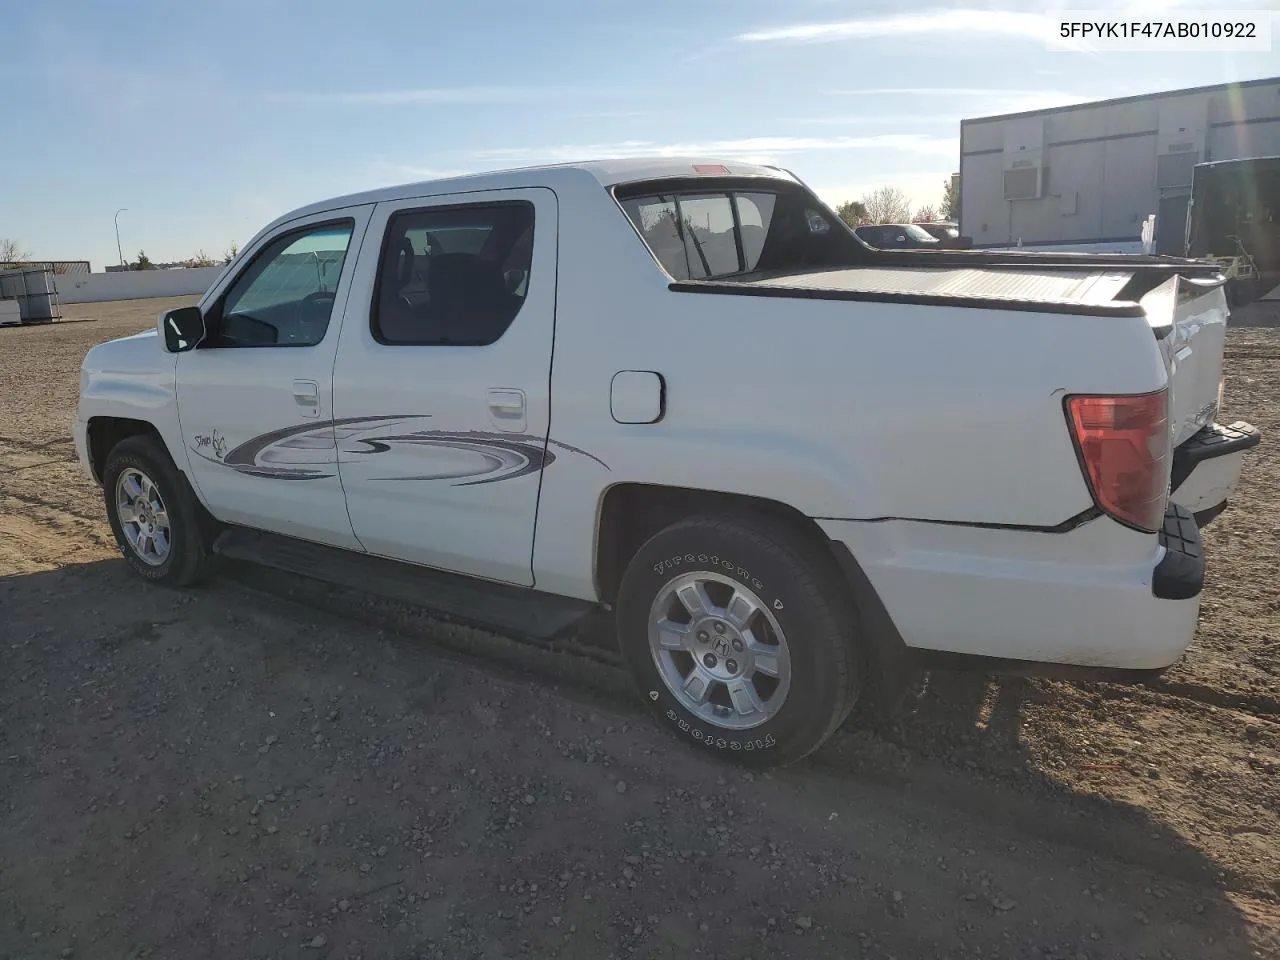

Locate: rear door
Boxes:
[331,188,557,586]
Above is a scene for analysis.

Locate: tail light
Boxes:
[1065,389,1170,533]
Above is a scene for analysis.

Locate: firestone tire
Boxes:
[102,435,218,588]
[615,514,863,767]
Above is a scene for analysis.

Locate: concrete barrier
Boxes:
[54,266,228,304]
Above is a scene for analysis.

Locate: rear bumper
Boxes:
[1169,420,1260,525]
[820,504,1203,673]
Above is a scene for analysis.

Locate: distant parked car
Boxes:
[854,223,941,249]
[918,222,974,249]
[917,221,957,241]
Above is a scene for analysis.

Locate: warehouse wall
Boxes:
[960,77,1280,250]
[54,266,226,304]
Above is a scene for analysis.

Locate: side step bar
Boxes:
[213,528,600,642]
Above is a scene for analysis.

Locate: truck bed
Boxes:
[672,255,1226,318]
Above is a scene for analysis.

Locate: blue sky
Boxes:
[1,0,1277,269]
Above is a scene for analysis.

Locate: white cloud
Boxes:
[737,9,1049,45]
[820,87,1059,98]
[470,134,959,166]
[796,112,961,125]
[268,87,549,106]
[365,162,477,184]
[552,109,659,121]
[817,87,1094,118]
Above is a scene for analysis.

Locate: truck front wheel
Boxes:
[103,435,217,587]
[615,514,863,767]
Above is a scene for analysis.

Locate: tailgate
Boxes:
[1140,275,1229,446]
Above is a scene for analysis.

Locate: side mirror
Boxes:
[159,305,205,353]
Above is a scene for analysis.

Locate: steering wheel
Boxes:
[304,291,336,303]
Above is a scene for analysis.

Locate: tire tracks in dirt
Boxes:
[1145,678,1280,720]
[0,435,76,452]
[0,493,116,575]
[0,488,106,526]
[1224,350,1280,361]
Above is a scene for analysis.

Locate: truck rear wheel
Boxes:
[615,514,862,767]
[103,435,217,587]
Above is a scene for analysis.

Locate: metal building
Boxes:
[959,76,1280,254]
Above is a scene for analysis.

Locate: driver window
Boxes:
[210,220,354,348]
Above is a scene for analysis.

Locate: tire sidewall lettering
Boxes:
[652,694,781,751]
[636,545,806,757]
[652,554,770,599]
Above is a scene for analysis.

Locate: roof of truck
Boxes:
[265,158,798,233]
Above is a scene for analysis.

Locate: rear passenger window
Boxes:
[372,202,534,346]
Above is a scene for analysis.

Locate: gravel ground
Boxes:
[0,297,1277,960]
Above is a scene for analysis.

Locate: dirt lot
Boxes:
[1,297,1277,960]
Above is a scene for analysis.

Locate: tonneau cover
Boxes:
[742,267,1135,305]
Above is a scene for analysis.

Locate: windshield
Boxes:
[616,180,866,281]
[901,224,939,242]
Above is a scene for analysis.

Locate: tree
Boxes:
[184,249,216,268]
[913,205,939,223]
[941,175,959,221]
[834,200,868,228]
[132,250,155,271]
[645,208,696,235]
[860,185,912,224]
[222,243,239,265]
[0,238,31,268]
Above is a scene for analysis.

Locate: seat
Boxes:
[425,253,523,345]
[376,237,423,343]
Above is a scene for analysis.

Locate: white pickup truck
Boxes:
[74,159,1259,766]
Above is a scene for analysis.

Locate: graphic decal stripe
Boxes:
[189,415,607,484]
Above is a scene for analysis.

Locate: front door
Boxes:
[176,206,372,549]
[331,188,557,586]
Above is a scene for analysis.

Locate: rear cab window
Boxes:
[615,178,869,282]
